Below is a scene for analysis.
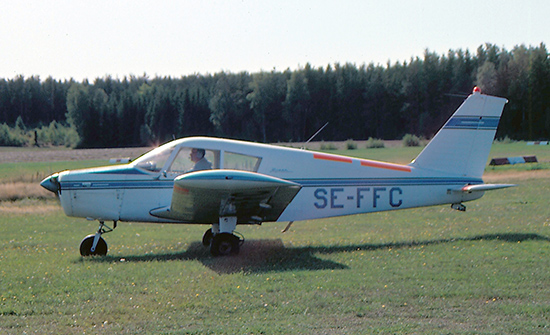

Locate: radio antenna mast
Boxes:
[302,122,329,149]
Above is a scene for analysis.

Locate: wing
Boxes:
[150,170,301,224]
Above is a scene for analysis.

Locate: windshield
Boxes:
[133,142,177,172]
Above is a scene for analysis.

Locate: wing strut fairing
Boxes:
[150,169,302,224]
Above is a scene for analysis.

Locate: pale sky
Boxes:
[0,0,547,81]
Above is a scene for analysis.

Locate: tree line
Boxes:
[0,43,548,148]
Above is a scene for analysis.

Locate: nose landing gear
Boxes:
[80,221,116,256]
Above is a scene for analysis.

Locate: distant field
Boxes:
[1,141,550,333]
[0,146,150,164]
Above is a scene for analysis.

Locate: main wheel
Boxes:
[210,233,240,256]
[80,234,108,256]
[202,228,213,246]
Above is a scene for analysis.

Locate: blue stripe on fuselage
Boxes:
[60,177,481,191]
[61,180,174,190]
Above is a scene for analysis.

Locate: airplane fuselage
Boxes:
[50,137,483,224]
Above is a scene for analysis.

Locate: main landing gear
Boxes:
[80,221,116,256]
[202,216,244,256]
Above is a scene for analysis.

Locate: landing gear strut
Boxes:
[80,221,116,256]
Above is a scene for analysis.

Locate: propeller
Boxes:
[40,173,61,194]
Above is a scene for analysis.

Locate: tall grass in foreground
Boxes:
[1,172,550,333]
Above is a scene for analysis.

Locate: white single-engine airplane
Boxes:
[41,88,514,257]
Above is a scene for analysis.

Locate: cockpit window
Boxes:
[224,152,261,172]
[168,148,217,173]
[133,143,176,172]
[133,141,259,174]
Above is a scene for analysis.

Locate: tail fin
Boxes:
[410,88,508,178]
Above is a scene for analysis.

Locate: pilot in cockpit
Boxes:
[189,148,212,172]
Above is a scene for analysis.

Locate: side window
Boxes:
[168,148,218,174]
[223,152,261,172]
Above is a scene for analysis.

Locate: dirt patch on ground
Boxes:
[0,147,151,163]
[0,139,414,164]
[1,140,404,163]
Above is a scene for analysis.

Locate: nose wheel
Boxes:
[80,221,115,256]
[80,234,108,256]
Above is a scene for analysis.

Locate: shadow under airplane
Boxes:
[83,233,550,274]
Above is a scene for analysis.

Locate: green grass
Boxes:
[1,143,550,333]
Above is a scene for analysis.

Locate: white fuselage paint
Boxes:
[55,136,483,224]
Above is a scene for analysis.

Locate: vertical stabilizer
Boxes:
[410,88,508,178]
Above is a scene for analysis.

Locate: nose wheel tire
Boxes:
[80,234,108,256]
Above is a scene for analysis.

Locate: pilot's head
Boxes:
[190,148,205,162]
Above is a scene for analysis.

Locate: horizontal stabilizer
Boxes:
[451,183,517,194]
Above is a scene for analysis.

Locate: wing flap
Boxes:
[151,170,301,223]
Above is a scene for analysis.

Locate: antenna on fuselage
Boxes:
[444,92,469,98]
[302,122,329,149]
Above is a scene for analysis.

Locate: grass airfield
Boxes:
[1,142,550,334]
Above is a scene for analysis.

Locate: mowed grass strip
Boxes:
[1,143,550,333]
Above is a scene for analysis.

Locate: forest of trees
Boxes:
[0,43,548,148]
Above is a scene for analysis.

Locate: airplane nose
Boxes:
[40,173,60,193]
